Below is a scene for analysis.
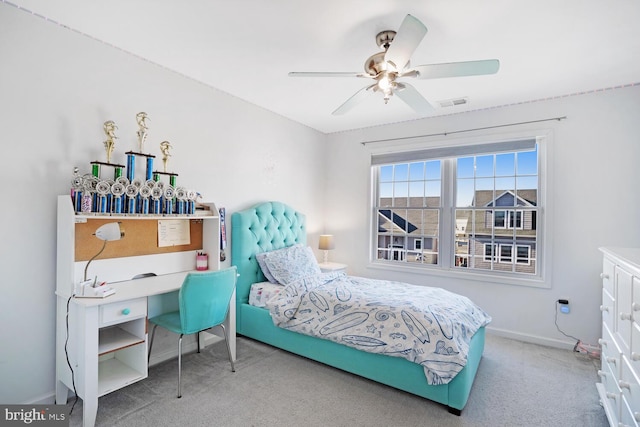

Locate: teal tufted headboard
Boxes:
[231,201,306,307]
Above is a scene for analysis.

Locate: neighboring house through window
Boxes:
[371,138,542,280]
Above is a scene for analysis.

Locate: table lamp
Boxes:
[318,234,335,264]
[83,222,125,281]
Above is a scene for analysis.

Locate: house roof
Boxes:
[377,190,537,238]
[476,189,537,208]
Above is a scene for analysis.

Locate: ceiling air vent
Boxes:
[438,97,469,108]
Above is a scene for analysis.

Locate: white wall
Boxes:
[0,6,326,404]
[325,84,640,349]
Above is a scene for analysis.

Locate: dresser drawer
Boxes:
[602,323,622,378]
[603,257,615,297]
[618,267,634,353]
[602,288,616,333]
[599,357,622,419]
[621,394,640,427]
[100,298,146,326]
[631,322,640,377]
[621,356,640,420]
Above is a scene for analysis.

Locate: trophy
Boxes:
[90,121,125,189]
[151,186,163,214]
[126,112,156,185]
[95,180,111,214]
[81,176,98,213]
[71,113,203,217]
[136,112,149,153]
[160,141,172,172]
[111,182,125,214]
[175,187,187,215]
[125,183,139,214]
[139,184,152,215]
[152,140,179,190]
[103,121,118,164]
[187,190,197,215]
[71,168,85,213]
[163,185,175,215]
[115,176,131,214]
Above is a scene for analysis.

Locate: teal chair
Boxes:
[148,267,237,398]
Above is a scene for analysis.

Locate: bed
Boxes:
[231,201,489,415]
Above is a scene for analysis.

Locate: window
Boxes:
[372,138,541,279]
[492,210,523,229]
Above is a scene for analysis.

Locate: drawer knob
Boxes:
[601,273,610,279]
[620,312,633,321]
[600,305,609,312]
[633,303,640,312]
[598,370,607,378]
[122,308,131,315]
[634,412,640,422]
[619,380,631,390]
[599,338,608,347]
[606,357,617,365]
[606,392,617,400]
[632,352,640,361]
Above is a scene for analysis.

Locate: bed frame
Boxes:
[231,201,485,415]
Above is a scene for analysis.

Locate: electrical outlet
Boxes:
[558,299,570,314]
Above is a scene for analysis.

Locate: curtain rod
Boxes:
[360,116,567,146]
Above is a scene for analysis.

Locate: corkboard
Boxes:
[75,218,203,261]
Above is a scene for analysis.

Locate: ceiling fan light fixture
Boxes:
[377,75,392,91]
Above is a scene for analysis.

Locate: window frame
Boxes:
[369,132,551,288]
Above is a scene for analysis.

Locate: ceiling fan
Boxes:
[289,14,500,115]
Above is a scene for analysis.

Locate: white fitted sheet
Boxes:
[248,281,283,307]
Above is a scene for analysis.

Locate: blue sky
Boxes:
[379,146,538,207]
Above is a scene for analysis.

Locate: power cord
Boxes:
[65,294,79,415]
[554,300,600,358]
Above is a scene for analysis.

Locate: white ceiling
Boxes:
[7,0,640,134]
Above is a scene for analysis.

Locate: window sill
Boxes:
[366,261,549,289]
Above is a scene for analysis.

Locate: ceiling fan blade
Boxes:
[384,14,428,71]
[394,83,434,114]
[409,59,500,79]
[289,71,370,78]
[332,85,376,115]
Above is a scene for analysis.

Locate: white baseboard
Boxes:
[486,326,578,351]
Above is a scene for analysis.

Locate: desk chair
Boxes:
[148,267,237,398]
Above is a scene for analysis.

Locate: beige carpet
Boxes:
[66,333,607,426]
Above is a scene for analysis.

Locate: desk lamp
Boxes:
[84,222,125,281]
[318,234,335,264]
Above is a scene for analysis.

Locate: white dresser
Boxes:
[598,247,640,426]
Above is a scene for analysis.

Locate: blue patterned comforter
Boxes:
[266,272,491,385]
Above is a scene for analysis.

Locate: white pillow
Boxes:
[256,251,279,283]
[263,245,321,285]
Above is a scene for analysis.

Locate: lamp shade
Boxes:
[318,235,335,251]
[84,222,124,281]
[95,222,124,241]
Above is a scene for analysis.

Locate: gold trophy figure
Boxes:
[136,112,149,153]
[160,141,172,173]
[103,120,118,163]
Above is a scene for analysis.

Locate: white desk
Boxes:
[55,271,236,427]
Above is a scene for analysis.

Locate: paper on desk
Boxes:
[158,219,191,247]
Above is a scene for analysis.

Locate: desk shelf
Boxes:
[98,352,146,397]
[99,325,145,356]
